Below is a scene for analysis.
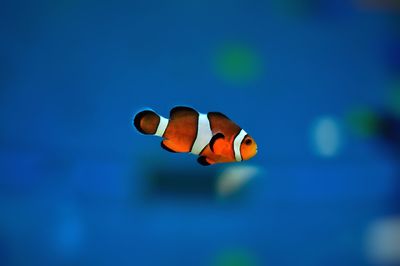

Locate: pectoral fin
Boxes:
[209,133,225,155]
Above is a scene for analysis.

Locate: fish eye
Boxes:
[245,139,252,145]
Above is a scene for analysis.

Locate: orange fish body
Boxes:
[133,106,257,166]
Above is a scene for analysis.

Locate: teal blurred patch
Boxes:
[214,43,262,85]
[271,0,320,18]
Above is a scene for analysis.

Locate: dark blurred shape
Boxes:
[348,107,400,151]
[346,107,382,137]
[379,111,400,208]
[356,0,400,11]
[347,105,400,209]
[212,248,259,266]
[214,43,262,86]
[141,158,218,200]
[386,40,400,73]
[380,113,400,153]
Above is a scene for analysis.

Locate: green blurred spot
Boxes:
[213,248,258,266]
[346,107,381,137]
[215,44,262,85]
[387,81,400,117]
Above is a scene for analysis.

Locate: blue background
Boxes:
[0,0,399,265]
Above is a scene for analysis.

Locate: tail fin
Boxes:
[134,110,161,135]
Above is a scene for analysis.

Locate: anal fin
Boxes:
[161,140,177,153]
[197,156,213,166]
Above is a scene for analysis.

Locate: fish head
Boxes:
[240,134,258,160]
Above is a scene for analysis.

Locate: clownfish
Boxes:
[133,106,258,166]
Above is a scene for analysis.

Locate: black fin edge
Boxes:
[161,141,177,153]
[134,110,156,135]
[197,156,210,166]
[209,133,225,153]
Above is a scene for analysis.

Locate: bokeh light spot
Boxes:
[216,165,260,198]
[366,217,400,264]
[214,43,262,85]
[311,116,342,157]
[346,107,381,137]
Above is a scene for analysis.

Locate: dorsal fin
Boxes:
[169,106,198,120]
[209,133,225,153]
[208,111,231,121]
[207,111,241,139]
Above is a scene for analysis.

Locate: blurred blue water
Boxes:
[0,0,399,265]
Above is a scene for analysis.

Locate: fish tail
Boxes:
[134,109,168,137]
